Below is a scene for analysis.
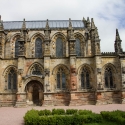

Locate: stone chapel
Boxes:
[0,15,125,107]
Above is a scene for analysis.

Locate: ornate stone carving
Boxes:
[44,69,50,76]
[97,68,101,73]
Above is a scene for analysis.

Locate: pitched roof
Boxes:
[3,20,84,30]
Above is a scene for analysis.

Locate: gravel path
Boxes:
[1,104,125,125]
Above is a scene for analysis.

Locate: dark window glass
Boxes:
[8,69,17,90]
[75,38,81,56]
[62,72,66,88]
[86,72,90,89]
[57,73,60,89]
[56,38,63,57]
[81,73,84,88]
[15,39,19,57]
[32,64,42,75]
[35,38,42,58]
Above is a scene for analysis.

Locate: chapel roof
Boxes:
[3,20,84,30]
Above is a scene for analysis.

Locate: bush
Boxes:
[39,109,51,116]
[66,109,78,115]
[78,110,92,115]
[24,109,39,125]
[52,108,65,115]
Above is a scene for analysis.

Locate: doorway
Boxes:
[26,80,43,105]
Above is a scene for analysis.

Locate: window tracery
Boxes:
[30,64,43,76]
[57,68,66,89]
[104,67,114,88]
[8,68,17,90]
[80,67,90,89]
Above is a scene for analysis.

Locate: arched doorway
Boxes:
[25,80,44,106]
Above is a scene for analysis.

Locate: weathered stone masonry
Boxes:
[0,15,125,107]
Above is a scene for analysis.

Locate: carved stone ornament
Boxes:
[97,68,101,73]
[44,69,50,76]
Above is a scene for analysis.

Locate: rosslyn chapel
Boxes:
[0,15,125,107]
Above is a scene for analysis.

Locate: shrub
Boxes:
[78,110,92,115]
[52,108,65,115]
[66,109,78,115]
[39,109,51,116]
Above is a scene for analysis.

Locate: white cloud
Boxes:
[0,0,125,52]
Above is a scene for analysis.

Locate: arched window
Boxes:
[35,38,42,58]
[81,67,90,89]
[105,67,113,88]
[8,69,17,90]
[57,68,66,89]
[75,38,81,56]
[15,39,19,57]
[32,64,42,75]
[56,38,63,57]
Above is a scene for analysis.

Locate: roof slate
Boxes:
[3,20,84,30]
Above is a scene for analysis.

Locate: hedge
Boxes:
[24,109,103,125]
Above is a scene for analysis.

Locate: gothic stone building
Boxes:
[0,16,125,107]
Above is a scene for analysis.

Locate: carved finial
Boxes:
[116,29,121,41]
[86,17,90,29]
[69,18,72,29]
[45,19,49,29]
[22,18,26,30]
[91,18,95,29]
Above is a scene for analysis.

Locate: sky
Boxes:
[0,0,125,52]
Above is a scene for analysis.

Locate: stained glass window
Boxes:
[56,38,63,57]
[32,64,42,75]
[56,68,66,89]
[35,38,42,58]
[81,68,90,89]
[8,69,17,90]
[105,67,113,88]
[75,38,81,56]
[15,39,19,57]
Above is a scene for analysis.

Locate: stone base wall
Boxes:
[96,91,122,105]
[0,91,123,107]
[0,93,16,106]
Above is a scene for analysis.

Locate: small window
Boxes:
[8,69,17,90]
[81,67,90,89]
[105,67,113,88]
[56,38,63,57]
[57,68,66,89]
[15,39,19,57]
[35,38,42,58]
[75,38,81,56]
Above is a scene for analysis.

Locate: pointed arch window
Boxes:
[15,39,19,57]
[35,38,42,58]
[57,68,66,89]
[31,64,42,75]
[8,69,17,90]
[56,38,63,57]
[75,38,81,56]
[105,67,113,88]
[81,67,90,89]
